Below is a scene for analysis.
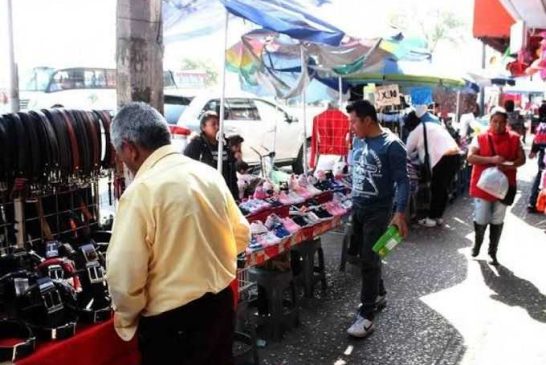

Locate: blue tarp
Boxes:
[218,0,344,46]
[163,0,338,44]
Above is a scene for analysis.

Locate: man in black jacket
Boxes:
[184,111,239,199]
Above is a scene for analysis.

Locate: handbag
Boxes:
[486,134,517,206]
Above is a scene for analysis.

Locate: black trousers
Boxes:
[529,168,544,207]
[352,207,391,320]
[138,286,234,365]
[429,154,460,219]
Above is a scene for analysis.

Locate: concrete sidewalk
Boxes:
[258,156,546,365]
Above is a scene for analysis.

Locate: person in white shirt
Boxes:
[458,103,480,143]
[406,111,461,227]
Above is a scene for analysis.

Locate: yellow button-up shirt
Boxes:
[106,145,250,341]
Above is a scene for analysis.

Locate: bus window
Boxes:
[84,69,107,88]
[106,69,116,87]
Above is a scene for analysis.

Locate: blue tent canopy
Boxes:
[218,0,345,46]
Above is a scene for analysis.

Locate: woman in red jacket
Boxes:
[467,107,525,265]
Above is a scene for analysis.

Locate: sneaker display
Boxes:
[347,315,375,338]
[261,231,282,246]
[312,207,333,220]
[292,215,311,227]
[273,225,291,239]
[250,221,269,235]
[278,191,292,205]
[281,217,301,234]
[247,236,263,253]
[264,214,283,230]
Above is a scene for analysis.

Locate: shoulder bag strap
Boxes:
[422,121,431,171]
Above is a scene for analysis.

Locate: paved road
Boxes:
[258,152,546,365]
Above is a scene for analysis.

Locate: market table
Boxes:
[12,191,348,365]
[13,320,139,365]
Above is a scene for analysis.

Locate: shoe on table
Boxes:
[418,217,437,228]
[347,315,375,338]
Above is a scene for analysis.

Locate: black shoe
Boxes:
[488,255,499,266]
[527,205,538,214]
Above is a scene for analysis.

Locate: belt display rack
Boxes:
[0,109,135,365]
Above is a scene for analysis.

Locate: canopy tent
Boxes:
[225,28,375,101]
[215,0,346,173]
[162,0,333,43]
[473,0,514,52]
[343,59,467,88]
[466,70,516,87]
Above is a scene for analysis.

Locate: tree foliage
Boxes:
[179,58,218,86]
[389,7,467,53]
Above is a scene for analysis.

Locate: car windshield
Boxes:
[20,67,55,91]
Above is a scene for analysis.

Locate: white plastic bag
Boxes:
[477,167,509,199]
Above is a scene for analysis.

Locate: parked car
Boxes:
[177,94,308,171]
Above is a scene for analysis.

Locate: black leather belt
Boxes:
[28,317,77,341]
[43,109,72,178]
[3,113,29,178]
[17,112,42,182]
[93,110,115,169]
[29,110,61,179]
[0,320,36,362]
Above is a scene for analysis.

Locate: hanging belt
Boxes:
[17,112,42,182]
[3,114,30,178]
[43,109,72,179]
[29,110,61,179]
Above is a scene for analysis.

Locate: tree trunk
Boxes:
[116,0,164,113]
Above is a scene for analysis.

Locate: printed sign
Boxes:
[374,84,401,107]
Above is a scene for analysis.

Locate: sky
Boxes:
[0,0,489,87]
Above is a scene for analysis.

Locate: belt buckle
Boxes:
[85,261,105,284]
[45,240,61,258]
[37,279,64,314]
[47,264,64,280]
[80,244,98,263]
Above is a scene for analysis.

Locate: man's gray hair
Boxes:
[111,102,171,151]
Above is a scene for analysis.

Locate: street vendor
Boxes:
[184,111,239,199]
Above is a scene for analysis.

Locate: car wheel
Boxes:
[292,138,311,174]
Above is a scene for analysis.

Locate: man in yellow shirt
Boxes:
[107,102,250,365]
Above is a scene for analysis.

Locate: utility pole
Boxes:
[6,0,20,113]
[116,0,164,113]
[479,43,486,115]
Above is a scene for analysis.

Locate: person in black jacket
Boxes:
[184,111,239,199]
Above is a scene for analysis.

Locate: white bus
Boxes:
[19,66,181,112]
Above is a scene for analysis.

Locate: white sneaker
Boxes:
[347,315,375,338]
[435,218,444,226]
[418,218,437,228]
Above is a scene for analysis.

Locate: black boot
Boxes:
[472,222,487,257]
[488,223,504,265]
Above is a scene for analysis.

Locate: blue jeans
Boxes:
[473,198,507,225]
[351,207,391,319]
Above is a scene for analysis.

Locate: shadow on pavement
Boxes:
[479,261,546,324]
[511,179,546,231]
